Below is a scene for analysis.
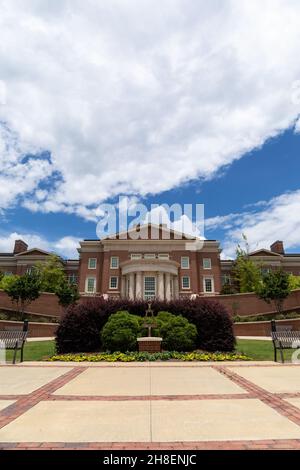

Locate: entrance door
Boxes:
[144,276,156,300]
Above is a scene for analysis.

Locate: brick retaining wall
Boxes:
[1,288,300,319]
[234,318,300,336]
[0,320,58,338]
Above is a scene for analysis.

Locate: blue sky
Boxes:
[1,1,300,259]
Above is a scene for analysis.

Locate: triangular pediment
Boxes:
[15,248,52,257]
[103,223,199,241]
[249,249,282,257]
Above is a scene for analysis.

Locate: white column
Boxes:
[129,273,135,300]
[136,272,142,298]
[121,276,126,298]
[165,273,171,301]
[157,272,164,299]
[174,275,179,299]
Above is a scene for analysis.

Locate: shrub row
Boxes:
[56,297,235,353]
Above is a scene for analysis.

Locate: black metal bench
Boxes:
[0,320,29,364]
[270,320,300,363]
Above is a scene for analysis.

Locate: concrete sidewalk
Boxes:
[1,361,300,449]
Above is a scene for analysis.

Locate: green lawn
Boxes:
[5,340,56,363]
[236,338,293,362]
[2,338,295,362]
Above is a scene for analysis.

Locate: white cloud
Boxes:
[206,190,300,259]
[1,1,300,217]
[0,231,80,259]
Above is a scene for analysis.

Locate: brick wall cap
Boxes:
[137,337,162,342]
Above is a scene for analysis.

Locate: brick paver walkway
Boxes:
[1,362,300,449]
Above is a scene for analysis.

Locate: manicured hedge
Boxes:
[55,297,235,353]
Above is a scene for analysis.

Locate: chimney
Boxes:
[270,240,285,255]
[13,239,28,254]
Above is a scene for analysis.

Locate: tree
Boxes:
[256,269,291,315]
[55,280,80,310]
[35,255,66,293]
[4,272,41,320]
[232,235,262,293]
[289,274,300,290]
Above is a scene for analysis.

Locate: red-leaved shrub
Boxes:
[55,297,235,353]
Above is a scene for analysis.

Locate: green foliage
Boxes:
[220,282,237,295]
[3,272,41,319]
[55,281,80,309]
[101,311,143,352]
[154,311,197,351]
[256,268,291,314]
[50,351,250,362]
[233,311,300,323]
[35,255,66,293]
[0,274,18,290]
[233,241,262,293]
[289,274,300,290]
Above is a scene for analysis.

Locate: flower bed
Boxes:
[49,351,250,362]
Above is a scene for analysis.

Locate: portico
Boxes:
[120,259,180,300]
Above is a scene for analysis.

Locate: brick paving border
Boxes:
[213,366,300,426]
[0,367,88,430]
[1,363,300,450]
[1,439,300,450]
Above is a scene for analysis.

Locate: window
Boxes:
[204,277,214,293]
[26,266,34,274]
[68,273,78,285]
[181,256,190,269]
[144,253,156,259]
[221,274,231,286]
[110,256,119,269]
[261,267,270,276]
[158,253,169,260]
[109,276,118,289]
[144,276,156,300]
[85,277,96,293]
[203,258,212,270]
[4,271,13,276]
[181,276,190,289]
[130,253,142,260]
[88,258,97,269]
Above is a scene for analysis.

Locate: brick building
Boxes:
[1,225,300,300]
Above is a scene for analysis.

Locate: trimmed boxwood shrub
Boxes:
[55,297,235,353]
[101,311,143,352]
[155,311,197,351]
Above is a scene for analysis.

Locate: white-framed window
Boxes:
[4,271,13,276]
[144,253,156,259]
[109,276,118,289]
[203,258,212,270]
[68,273,78,285]
[110,256,119,269]
[181,256,190,269]
[130,253,142,260]
[144,276,156,300]
[88,258,97,269]
[85,277,96,293]
[181,276,190,289]
[221,274,231,286]
[203,277,214,293]
[26,266,34,274]
[158,253,169,260]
